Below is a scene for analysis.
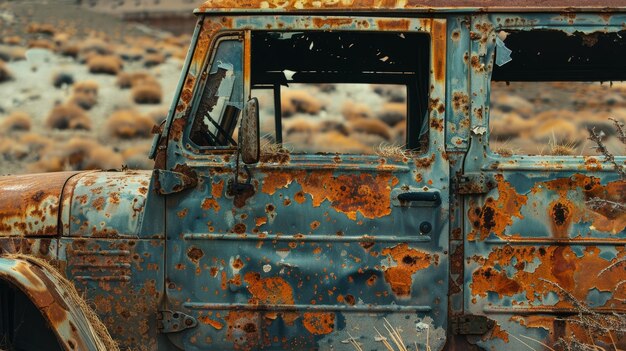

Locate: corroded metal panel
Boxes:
[65,171,164,239]
[196,0,626,14]
[163,14,450,351]
[0,172,80,237]
[59,238,165,351]
[462,13,626,350]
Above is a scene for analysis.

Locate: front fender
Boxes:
[0,255,118,351]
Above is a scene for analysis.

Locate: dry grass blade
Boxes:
[519,334,557,351]
[375,143,408,159]
[384,318,408,351]
[609,117,626,144]
[509,333,539,351]
[374,327,396,351]
[347,332,363,351]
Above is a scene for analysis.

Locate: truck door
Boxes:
[161,16,450,351]
[462,14,626,350]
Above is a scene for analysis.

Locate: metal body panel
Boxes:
[195,0,626,14]
[0,172,80,237]
[462,13,626,350]
[163,13,450,351]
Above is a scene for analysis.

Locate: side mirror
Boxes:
[239,97,260,164]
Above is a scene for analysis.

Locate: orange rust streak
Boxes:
[431,19,446,84]
[312,17,354,28]
[375,18,410,31]
[381,243,433,296]
[471,245,626,307]
[199,316,224,330]
[468,174,527,241]
[244,272,298,325]
[302,312,335,335]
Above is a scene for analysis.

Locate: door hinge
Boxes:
[157,310,198,334]
[153,166,198,195]
[454,173,496,195]
[451,314,495,335]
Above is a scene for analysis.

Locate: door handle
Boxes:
[396,191,441,207]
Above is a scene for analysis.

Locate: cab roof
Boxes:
[196,0,626,14]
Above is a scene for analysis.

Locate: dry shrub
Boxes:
[74,80,99,96]
[117,46,144,62]
[79,37,114,57]
[106,110,154,139]
[147,107,169,124]
[27,39,56,51]
[52,33,70,47]
[122,144,154,169]
[20,132,54,153]
[2,36,21,46]
[490,112,534,139]
[31,137,123,172]
[116,71,152,89]
[284,117,316,135]
[533,117,580,144]
[87,55,122,75]
[131,80,162,104]
[371,84,407,103]
[375,143,409,160]
[143,53,166,68]
[51,71,74,88]
[349,118,392,140]
[0,45,26,61]
[46,103,91,130]
[27,23,56,36]
[69,80,99,110]
[377,103,407,127]
[59,42,80,58]
[342,101,373,121]
[0,60,12,83]
[1,111,31,132]
[281,90,322,117]
[491,92,534,118]
[311,131,369,154]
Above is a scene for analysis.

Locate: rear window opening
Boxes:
[489,29,626,157]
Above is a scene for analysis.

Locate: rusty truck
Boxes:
[1,1,625,350]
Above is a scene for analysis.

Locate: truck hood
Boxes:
[0,172,81,236]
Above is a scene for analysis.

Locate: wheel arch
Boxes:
[0,255,118,351]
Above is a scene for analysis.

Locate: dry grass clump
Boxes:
[281,90,323,117]
[342,101,374,120]
[375,143,409,159]
[87,55,123,75]
[131,80,162,104]
[310,131,369,154]
[51,71,74,88]
[116,71,152,89]
[79,37,114,57]
[106,110,154,139]
[0,60,12,83]
[27,39,55,51]
[147,107,169,124]
[122,144,154,169]
[1,111,31,132]
[69,80,99,110]
[59,42,80,58]
[0,45,26,62]
[372,84,407,103]
[2,36,22,46]
[490,112,534,140]
[143,53,166,68]
[117,46,144,62]
[31,137,123,172]
[26,23,56,36]
[349,118,392,140]
[378,103,407,127]
[45,103,91,130]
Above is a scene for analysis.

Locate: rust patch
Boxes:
[201,198,220,212]
[92,197,105,211]
[233,223,247,234]
[310,221,320,230]
[199,315,224,330]
[313,17,354,28]
[212,179,225,198]
[225,310,260,351]
[187,247,204,264]
[414,153,435,168]
[376,19,410,31]
[452,92,470,116]
[471,245,626,307]
[381,243,433,297]
[302,312,335,335]
[468,174,527,241]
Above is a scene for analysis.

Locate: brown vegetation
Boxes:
[341,101,373,121]
[122,144,154,169]
[281,90,323,116]
[106,109,154,139]
[1,111,32,132]
[0,61,12,83]
[143,53,166,68]
[116,71,152,89]
[46,103,92,130]
[27,39,56,50]
[0,46,26,62]
[349,118,392,140]
[31,137,123,172]
[131,80,162,104]
[51,71,75,88]
[26,23,56,36]
[87,54,123,75]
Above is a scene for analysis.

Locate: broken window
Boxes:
[489,29,626,157]
[251,31,429,154]
[189,35,244,147]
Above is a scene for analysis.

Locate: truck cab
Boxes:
[1,1,625,350]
